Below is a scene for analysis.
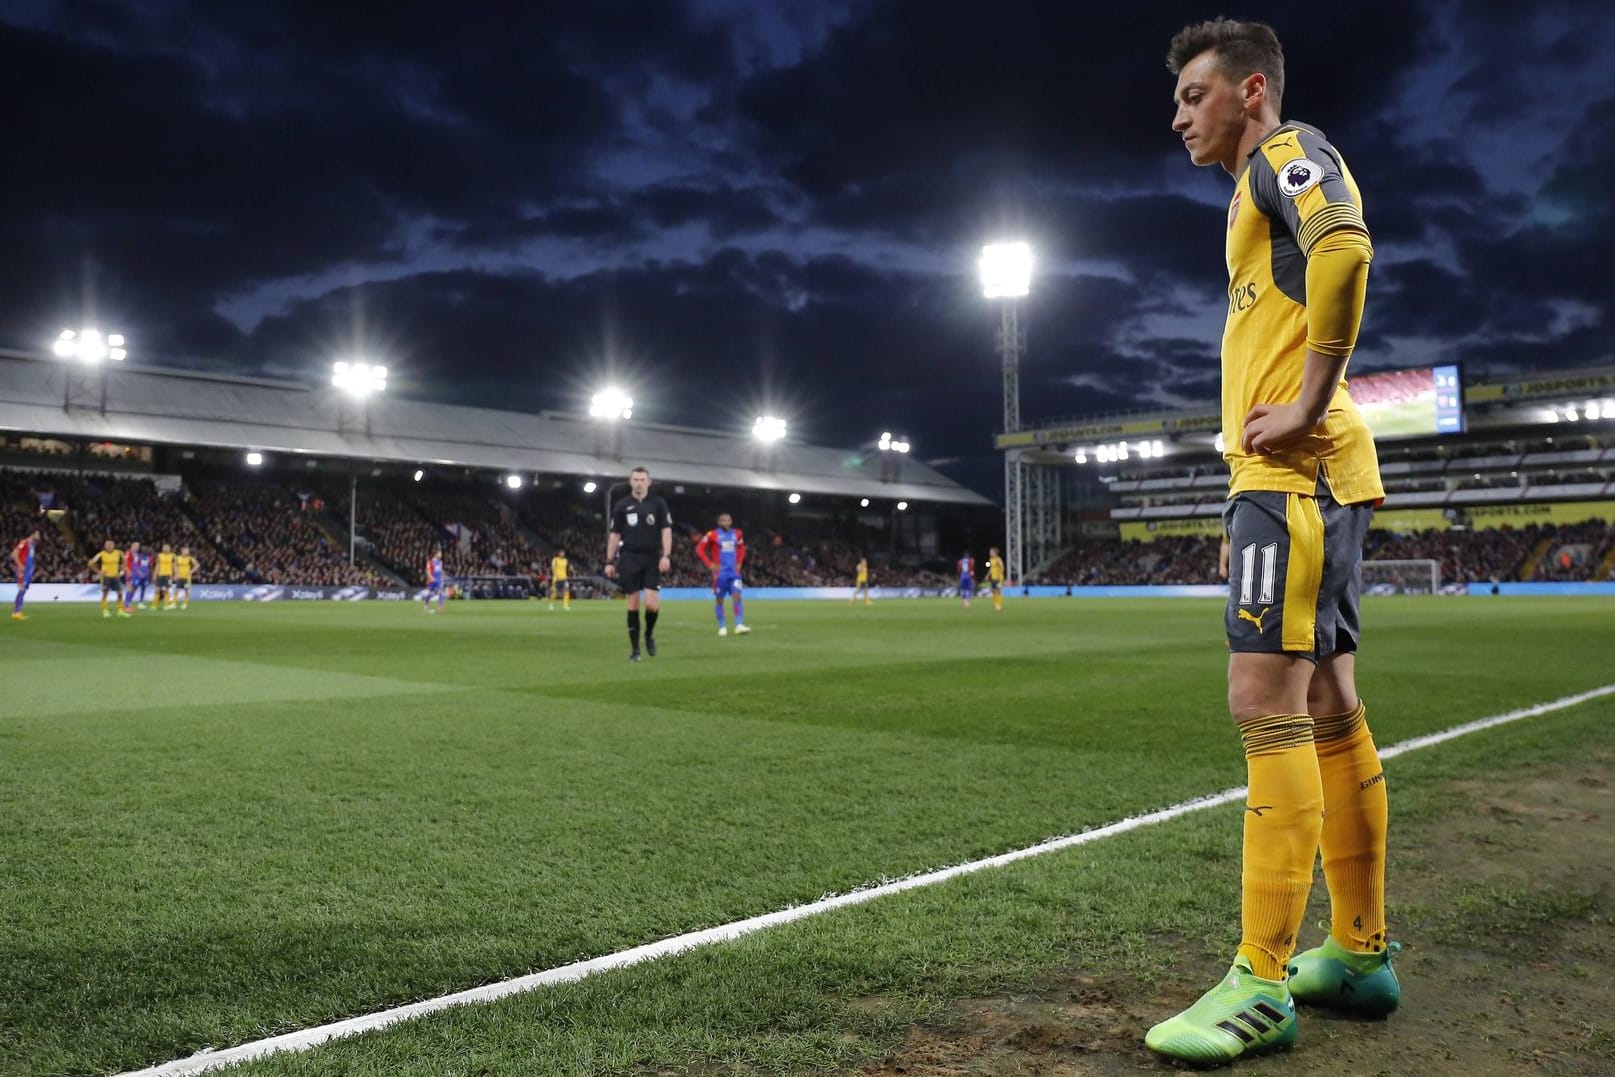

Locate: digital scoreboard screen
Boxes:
[1350,364,1463,439]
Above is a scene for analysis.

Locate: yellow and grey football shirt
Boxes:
[1222,122,1383,505]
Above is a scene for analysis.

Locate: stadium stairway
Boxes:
[311,508,406,585]
[1027,544,1075,582]
[1594,543,1615,583]
[514,519,549,556]
[1518,534,1558,581]
[52,512,83,559]
[174,494,250,577]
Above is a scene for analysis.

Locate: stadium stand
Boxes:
[0,471,83,582]
[184,477,376,587]
[4,356,1613,593]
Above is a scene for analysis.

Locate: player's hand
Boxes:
[1241,402,1322,456]
[604,563,617,579]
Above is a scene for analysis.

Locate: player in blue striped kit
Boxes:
[695,513,750,637]
[11,528,38,621]
[424,549,446,612]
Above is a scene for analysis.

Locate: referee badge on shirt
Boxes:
[627,512,638,526]
[647,513,655,525]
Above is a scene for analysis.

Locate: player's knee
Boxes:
[1227,660,1309,722]
[1227,685,1286,724]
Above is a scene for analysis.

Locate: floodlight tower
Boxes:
[331,360,388,565]
[331,360,388,436]
[53,328,127,413]
[590,387,635,528]
[752,414,786,473]
[876,430,911,482]
[590,386,633,461]
[980,242,1031,585]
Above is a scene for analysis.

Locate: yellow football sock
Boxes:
[993,593,1002,610]
[100,595,108,614]
[1314,700,1388,952]
[1236,712,1324,980]
[563,595,570,609]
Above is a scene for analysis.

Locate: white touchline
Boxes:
[118,682,1615,1077]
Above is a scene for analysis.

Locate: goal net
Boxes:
[1362,558,1440,595]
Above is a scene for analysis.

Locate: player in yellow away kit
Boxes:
[549,548,570,610]
[1146,18,1398,1067]
[175,546,197,609]
[852,557,870,606]
[155,543,176,610]
[986,547,1006,611]
[90,540,131,619]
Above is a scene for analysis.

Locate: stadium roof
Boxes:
[0,354,991,506]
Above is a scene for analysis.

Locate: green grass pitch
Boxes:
[2,595,1612,1076]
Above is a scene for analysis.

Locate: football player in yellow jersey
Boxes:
[89,539,130,619]
[1149,19,1396,1066]
[175,546,197,609]
[986,547,1006,611]
[851,556,870,606]
[549,548,570,610]
[155,543,176,610]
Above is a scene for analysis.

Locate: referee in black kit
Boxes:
[604,466,673,661]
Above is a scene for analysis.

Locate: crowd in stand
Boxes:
[1529,520,1615,582]
[1035,535,1222,587]
[331,486,478,583]
[0,472,82,581]
[8,466,1613,591]
[1032,521,1614,588]
[186,479,375,587]
[1364,525,1543,585]
[26,473,236,583]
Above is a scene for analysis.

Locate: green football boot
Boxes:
[1287,936,1402,1016]
[1145,956,1298,1066]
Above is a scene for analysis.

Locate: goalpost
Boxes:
[1362,558,1441,595]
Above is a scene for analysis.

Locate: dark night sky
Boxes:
[2,1,1611,495]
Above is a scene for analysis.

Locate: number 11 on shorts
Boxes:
[1239,542,1278,606]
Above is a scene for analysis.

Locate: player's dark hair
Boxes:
[630,466,650,477]
[1167,18,1284,113]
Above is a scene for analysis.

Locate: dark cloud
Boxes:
[438,185,781,249]
[0,0,1609,500]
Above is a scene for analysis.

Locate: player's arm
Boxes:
[735,530,746,570]
[1242,132,1374,455]
[694,530,717,569]
[1242,238,1368,453]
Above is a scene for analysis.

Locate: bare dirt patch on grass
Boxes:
[855,752,1614,1076]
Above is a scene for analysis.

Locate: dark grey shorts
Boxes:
[1223,484,1374,659]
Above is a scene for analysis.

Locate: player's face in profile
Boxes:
[629,471,650,497]
[1172,52,1246,169]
